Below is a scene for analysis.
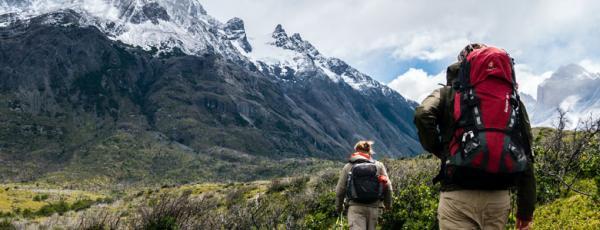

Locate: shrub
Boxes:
[77,210,122,230]
[535,194,600,229]
[36,200,70,217]
[267,179,287,193]
[71,199,95,212]
[267,176,310,194]
[33,194,49,201]
[96,197,114,204]
[21,209,33,218]
[303,192,338,229]
[144,216,177,230]
[381,183,438,230]
[0,219,16,230]
[534,111,600,203]
[133,191,217,229]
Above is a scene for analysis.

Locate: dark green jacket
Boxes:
[414,62,536,221]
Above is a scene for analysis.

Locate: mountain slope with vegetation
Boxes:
[0,1,420,185]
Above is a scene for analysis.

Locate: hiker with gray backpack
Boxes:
[335,141,393,230]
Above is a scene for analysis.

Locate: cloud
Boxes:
[514,64,553,99]
[388,64,553,102]
[391,34,469,61]
[579,59,600,73]
[201,0,600,78]
[387,68,445,102]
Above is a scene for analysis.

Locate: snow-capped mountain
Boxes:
[0,0,422,183]
[527,64,600,128]
[0,0,391,94]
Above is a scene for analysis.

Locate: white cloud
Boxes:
[391,34,470,61]
[514,64,553,99]
[579,59,600,73]
[387,64,553,102]
[201,0,600,79]
[387,68,445,102]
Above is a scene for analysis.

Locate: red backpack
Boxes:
[446,46,529,188]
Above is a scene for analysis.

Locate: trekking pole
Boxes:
[336,210,344,230]
[336,201,345,230]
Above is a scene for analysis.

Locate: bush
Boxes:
[303,192,338,229]
[267,176,310,194]
[77,210,122,230]
[534,112,600,204]
[267,179,287,193]
[96,197,115,204]
[22,209,33,218]
[33,194,49,201]
[381,183,438,230]
[71,199,95,212]
[36,200,70,217]
[534,194,600,229]
[0,211,14,218]
[145,216,177,230]
[0,219,16,230]
[133,192,217,229]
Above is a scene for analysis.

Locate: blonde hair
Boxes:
[354,141,374,154]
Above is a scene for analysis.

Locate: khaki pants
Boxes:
[438,190,511,230]
[348,205,379,230]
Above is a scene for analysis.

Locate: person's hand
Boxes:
[516,218,532,230]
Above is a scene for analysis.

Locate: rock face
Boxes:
[0,1,421,183]
[524,64,600,128]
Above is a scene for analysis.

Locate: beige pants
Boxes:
[438,190,511,230]
[348,205,379,230]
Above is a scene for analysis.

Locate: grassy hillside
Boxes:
[0,157,437,229]
[1,118,599,228]
[0,154,598,229]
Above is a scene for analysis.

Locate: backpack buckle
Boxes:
[461,130,475,143]
[461,131,480,155]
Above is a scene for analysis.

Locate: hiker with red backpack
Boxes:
[415,43,536,230]
[335,141,393,230]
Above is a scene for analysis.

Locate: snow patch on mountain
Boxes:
[529,64,600,128]
[0,0,397,96]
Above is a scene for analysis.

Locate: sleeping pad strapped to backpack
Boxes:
[446,46,530,189]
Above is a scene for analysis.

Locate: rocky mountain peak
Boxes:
[552,64,589,80]
[291,33,302,41]
[272,24,290,47]
[0,0,423,180]
[270,24,321,59]
[224,17,251,52]
[224,17,244,31]
[273,24,286,36]
[127,2,170,24]
[531,64,600,127]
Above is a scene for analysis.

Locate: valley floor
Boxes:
[0,157,597,229]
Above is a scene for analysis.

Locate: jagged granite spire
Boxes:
[270,24,321,58]
[224,17,251,52]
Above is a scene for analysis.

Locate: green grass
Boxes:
[535,194,599,229]
[1,155,597,229]
[0,184,106,216]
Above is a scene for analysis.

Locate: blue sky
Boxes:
[202,0,600,101]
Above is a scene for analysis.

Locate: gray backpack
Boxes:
[346,160,383,203]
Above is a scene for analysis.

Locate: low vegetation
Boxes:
[0,113,598,229]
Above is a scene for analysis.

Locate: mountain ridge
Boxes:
[0,0,422,184]
[524,63,600,128]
